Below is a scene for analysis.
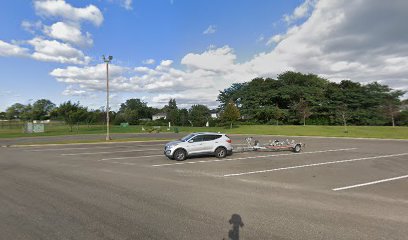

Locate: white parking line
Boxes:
[25,144,165,152]
[61,148,161,156]
[8,140,169,148]
[26,146,118,151]
[98,154,164,161]
[332,175,408,191]
[152,148,357,167]
[110,161,137,166]
[223,153,408,177]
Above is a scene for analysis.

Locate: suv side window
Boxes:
[191,135,204,142]
[203,135,222,141]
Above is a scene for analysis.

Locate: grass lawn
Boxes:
[0,124,407,140]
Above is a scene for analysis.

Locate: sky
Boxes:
[1,0,407,111]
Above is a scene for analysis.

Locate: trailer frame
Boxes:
[234,137,305,153]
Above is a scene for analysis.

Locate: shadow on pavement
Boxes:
[223,213,244,240]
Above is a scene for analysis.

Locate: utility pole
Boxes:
[103,55,113,141]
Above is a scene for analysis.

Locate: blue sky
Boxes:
[1,0,407,111]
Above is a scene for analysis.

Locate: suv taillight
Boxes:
[226,139,232,143]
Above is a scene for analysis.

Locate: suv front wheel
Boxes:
[173,149,187,161]
[215,147,227,158]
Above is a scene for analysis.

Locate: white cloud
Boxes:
[256,0,408,91]
[21,20,43,34]
[34,0,103,26]
[151,93,218,108]
[0,37,92,65]
[283,0,317,24]
[266,25,300,46]
[43,22,93,46]
[181,46,236,72]
[28,37,91,64]
[62,86,90,96]
[49,46,249,107]
[0,90,12,96]
[50,0,408,107]
[1,37,91,65]
[203,25,216,35]
[160,59,173,67]
[51,64,129,91]
[122,0,132,10]
[257,34,265,43]
[0,40,30,57]
[108,0,133,10]
[142,58,155,65]
[0,1,99,65]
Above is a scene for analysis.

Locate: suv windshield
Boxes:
[180,133,196,142]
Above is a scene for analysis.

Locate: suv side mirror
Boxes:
[188,139,194,143]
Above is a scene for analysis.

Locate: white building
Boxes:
[210,109,219,119]
[152,113,167,121]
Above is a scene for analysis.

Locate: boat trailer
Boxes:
[234,137,305,153]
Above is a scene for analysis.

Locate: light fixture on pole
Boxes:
[103,55,113,141]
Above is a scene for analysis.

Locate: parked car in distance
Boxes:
[164,132,233,161]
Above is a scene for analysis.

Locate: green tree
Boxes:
[55,101,88,131]
[217,83,245,109]
[189,104,210,127]
[118,98,151,124]
[84,110,102,126]
[271,105,285,125]
[221,100,241,128]
[217,72,403,126]
[179,108,189,126]
[163,98,180,125]
[32,99,56,120]
[336,103,350,133]
[6,103,28,120]
[380,90,404,127]
[294,98,312,126]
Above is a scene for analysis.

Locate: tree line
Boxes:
[1,71,407,128]
[0,98,232,130]
[218,71,407,126]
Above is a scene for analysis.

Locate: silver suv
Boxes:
[164,132,233,161]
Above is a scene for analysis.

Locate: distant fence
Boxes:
[0,121,66,129]
[0,121,25,129]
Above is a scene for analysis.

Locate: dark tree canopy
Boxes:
[189,104,210,127]
[218,71,405,126]
[117,98,153,124]
[55,101,88,131]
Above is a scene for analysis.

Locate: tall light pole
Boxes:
[103,55,113,141]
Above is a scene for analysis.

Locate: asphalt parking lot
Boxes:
[1,135,407,240]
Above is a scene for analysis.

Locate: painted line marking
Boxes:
[98,154,163,161]
[7,140,169,148]
[332,175,408,191]
[25,146,119,151]
[223,153,408,177]
[62,148,161,156]
[24,143,165,152]
[152,148,357,167]
[110,161,137,166]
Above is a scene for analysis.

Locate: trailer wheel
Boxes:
[293,144,302,153]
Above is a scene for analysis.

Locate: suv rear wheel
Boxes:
[215,147,227,158]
